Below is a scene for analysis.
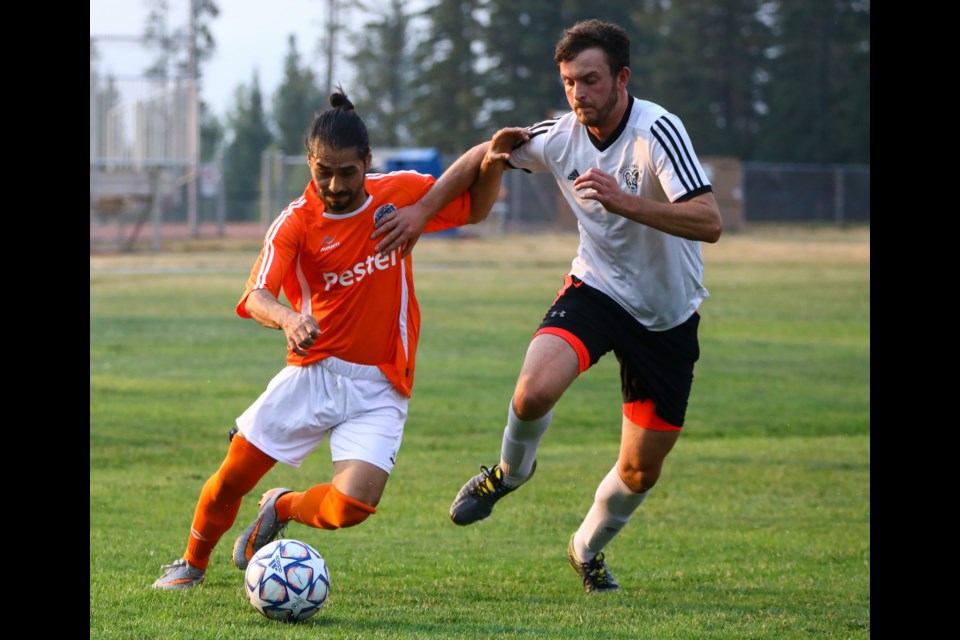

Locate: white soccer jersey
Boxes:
[508,97,713,331]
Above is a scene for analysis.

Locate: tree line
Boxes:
[91,0,870,222]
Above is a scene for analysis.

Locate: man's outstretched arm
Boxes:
[371,127,529,256]
[466,128,531,225]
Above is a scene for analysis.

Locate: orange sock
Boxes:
[279,484,376,530]
[183,433,276,569]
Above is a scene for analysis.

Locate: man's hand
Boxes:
[281,312,321,356]
[483,127,530,168]
[573,167,627,214]
[371,200,432,257]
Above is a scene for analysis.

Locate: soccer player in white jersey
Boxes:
[372,19,722,594]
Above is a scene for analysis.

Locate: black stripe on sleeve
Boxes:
[528,117,560,130]
[526,118,559,138]
[507,118,557,171]
[505,160,532,173]
[674,185,713,203]
[651,115,704,194]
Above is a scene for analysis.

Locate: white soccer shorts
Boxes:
[235,357,408,472]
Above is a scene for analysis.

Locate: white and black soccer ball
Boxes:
[243,538,330,622]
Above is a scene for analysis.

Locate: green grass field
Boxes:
[90,226,870,639]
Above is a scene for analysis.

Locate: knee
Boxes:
[617,464,662,494]
[513,379,559,419]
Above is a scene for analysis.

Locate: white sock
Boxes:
[572,465,648,562]
[499,399,551,487]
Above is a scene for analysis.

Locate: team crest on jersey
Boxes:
[374,203,396,224]
[621,165,640,193]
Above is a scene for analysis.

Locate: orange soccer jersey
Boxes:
[236,171,471,397]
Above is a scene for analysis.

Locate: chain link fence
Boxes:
[741,162,870,225]
[90,146,869,252]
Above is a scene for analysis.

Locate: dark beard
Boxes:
[577,86,620,127]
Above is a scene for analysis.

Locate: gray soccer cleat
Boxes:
[232,487,292,570]
[152,558,205,590]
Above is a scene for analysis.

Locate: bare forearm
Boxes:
[609,192,723,243]
[466,147,507,224]
[465,127,531,223]
[419,143,488,215]
[245,289,298,330]
[245,289,321,355]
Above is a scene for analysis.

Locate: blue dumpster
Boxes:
[384,148,444,178]
[383,148,456,237]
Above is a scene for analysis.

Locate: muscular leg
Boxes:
[450,333,584,524]
[572,414,680,561]
[499,334,580,485]
[616,416,680,493]
[512,333,580,419]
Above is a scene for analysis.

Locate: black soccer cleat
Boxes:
[567,533,622,594]
[449,461,535,525]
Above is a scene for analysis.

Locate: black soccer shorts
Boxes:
[535,274,700,428]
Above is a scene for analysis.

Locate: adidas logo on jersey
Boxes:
[566,169,580,180]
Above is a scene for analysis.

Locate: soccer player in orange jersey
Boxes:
[152,88,529,590]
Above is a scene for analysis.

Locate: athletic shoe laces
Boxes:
[585,553,615,587]
[472,465,509,497]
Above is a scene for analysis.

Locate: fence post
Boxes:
[215,154,226,237]
[150,168,162,252]
[260,151,272,232]
[834,168,845,227]
[277,153,286,220]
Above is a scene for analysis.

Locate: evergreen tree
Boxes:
[142,0,220,79]
[638,0,772,159]
[191,0,222,76]
[273,34,324,155]
[347,0,415,148]
[481,0,572,127]
[200,104,224,162]
[223,71,275,221]
[758,0,869,163]
[409,0,485,153]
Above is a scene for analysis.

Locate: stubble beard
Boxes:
[576,84,621,128]
[321,191,355,214]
